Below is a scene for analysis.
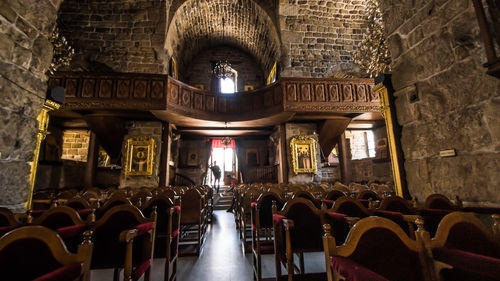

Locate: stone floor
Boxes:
[91,209,325,281]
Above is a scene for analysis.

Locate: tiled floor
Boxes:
[92,210,325,281]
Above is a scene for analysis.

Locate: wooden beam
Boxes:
[85,132,99,188]
[83,115,126,162]
[318,119,351,160]
[159,122,173,187]
[337,132,351,184]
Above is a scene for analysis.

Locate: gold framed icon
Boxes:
[124,136,155,176]
[290,136,317,174]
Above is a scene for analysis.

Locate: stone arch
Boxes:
[165,0,282,77]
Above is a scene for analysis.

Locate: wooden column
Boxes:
[278,123,288,183]
[159,122,173,187]
[337,132,351,184]
[85,132,99,188]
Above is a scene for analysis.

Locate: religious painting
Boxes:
[98,147,110,167]
[290,136,317,174]
[245,148,259,166]
[186,149,199,167]
[376,137,388,159]
[244,85,254,91]
[124,136,155,176]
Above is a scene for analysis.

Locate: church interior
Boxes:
[0,0,499,280]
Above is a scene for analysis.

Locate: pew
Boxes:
[90,204,156,281]
[322,216,439,281]
[0,225,93,281]
[425,212,500,281]
[251,191,285,281]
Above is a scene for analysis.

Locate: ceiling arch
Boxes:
[165,0,281,75]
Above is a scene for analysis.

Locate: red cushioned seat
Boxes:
[32,262,82,281]
[433,247,500,280]
[254,240,274,254]
[331,256,389,281]
[135,222,155,236]
[56,224,86,239]
[0,225,15,236]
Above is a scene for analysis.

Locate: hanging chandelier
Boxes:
[213,17,233,79]
[221,136,233,146]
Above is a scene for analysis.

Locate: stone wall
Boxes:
[380,0,500,203]
[58,0,167,73]
[0,0,63,210]
[166,0,281,76]
[183,45,265,92]
[279,0,370,77]
[351,159,392,183]
[120,121,163,188]
[176,138,210,186]
[61,129,90,162]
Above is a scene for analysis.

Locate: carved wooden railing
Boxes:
[281,77,378,112]
[48,72,168,110]
[48,72,379,119]
[164,76,283,121]
[244,165,278,183]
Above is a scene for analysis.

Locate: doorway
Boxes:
[207,138,237,188]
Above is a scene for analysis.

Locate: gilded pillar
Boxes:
[26,100,60,210]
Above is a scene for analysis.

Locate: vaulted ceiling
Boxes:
[165,0,281,75]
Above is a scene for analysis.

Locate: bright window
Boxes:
[346,130,376,160]
[220,77,235,93]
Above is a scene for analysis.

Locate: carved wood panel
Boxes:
[181,88,191,107]
[117,80,130,98]
[328,83,339,102]
[300,83,311,101]
[168,84,179,104]
[314,84,325,102]
[82,79,95,98]
[134,80,147,98]
[65,79,78,98]
[151,80,164,99]
[286,83,297,101]
[194,93,203,110]
[206,96,215,112]
[99,79,113,98]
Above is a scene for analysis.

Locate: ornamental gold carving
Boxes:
[290,136,318,175]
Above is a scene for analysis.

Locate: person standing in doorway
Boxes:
[210,161,221,193]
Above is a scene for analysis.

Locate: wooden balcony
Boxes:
[48,72,379,126]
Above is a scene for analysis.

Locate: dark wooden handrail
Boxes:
[172,173,196,186]
[244,165,278,184]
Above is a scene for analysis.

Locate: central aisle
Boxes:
[174,210,254,281]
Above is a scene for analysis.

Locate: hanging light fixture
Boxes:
[213,17,233,79]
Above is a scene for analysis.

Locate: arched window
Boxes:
[217,67,238,94]
[220,77,235,93]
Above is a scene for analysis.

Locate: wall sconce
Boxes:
[472,0,500,78]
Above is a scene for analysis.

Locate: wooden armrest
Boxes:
[345,216,360,227]
[402,215,423,224]
[282,219,295,230]
[119,229,138,243]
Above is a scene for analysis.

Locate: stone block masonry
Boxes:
[184,45,265,91]
[0,0,64,210]
[279,0,370,78]
[58,0,168,73]
[380,0,500,203]
[61,129,90,162]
